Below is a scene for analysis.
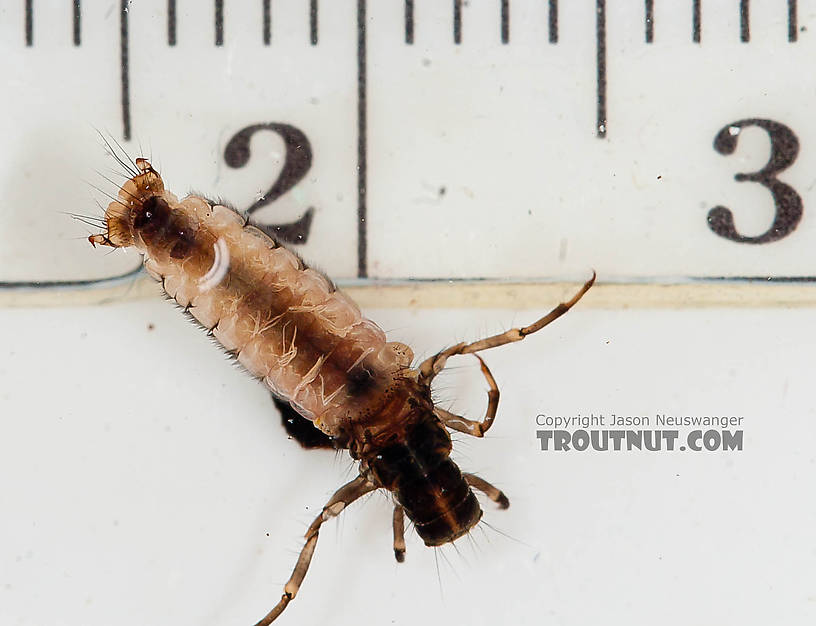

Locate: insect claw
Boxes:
[89,233,115,248]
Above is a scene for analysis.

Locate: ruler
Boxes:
[0,0,814,298]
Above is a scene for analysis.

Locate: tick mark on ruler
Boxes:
[357,0,368,278]
[263,0,271,45]
[501,0,509,44]
[73,0,81,46]
[596,0,607,138]
[645,0,653,44]
[168,0,177,46]
[120,0,131,141]
[453,0,462,45]
[311,0,318,45]
[405,0,414,44]
[25,0,33,46]
[740,0,749,43]
[215,0,224,46]
[549,0,558,43]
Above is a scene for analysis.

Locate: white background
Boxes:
[1,302,814,625]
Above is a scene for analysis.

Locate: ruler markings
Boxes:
[120,0,131,141]
[596,0,606,138]
[501,0,509,44]
[11,4,804,153]
[453,0,462,44]
[1,2,813,290]
[405,0,414,44]
[15,3,804,52]
[168,0,177,46]
[357,0,367,278]
[25,0,33,46]
[310,0,318,45]
[20,3,802,54]
[215,0,224,46]
[73,0,81,46]
[263,0,271,45]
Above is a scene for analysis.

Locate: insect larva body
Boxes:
[97,161,411,439]
[90,157,594,624]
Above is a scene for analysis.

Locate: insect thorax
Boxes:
[363,409,483,547]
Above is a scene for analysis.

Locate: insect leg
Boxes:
[434,355,499,437]
[463,473,510,509]
[418,272,595,384]
[254,475,377,625]
[392,505,406,562]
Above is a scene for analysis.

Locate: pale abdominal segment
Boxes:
[91,158,412,439]
[90,157,595,624]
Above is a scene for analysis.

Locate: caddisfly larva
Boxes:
[88,155,595,624]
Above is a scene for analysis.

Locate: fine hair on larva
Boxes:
[88,144,595,624]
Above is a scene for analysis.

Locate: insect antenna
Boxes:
[63,209,106,225]
[64,212,107,229]
[82,179,129,208]
[101,165,133,181]
[96,129,139,178]
[138,137,157,174]
[94,171,142,203]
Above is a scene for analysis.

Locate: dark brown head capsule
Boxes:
[132,195,171,237]
[90,159,198,261]
[368,417,482,546]
[133,195,199,260]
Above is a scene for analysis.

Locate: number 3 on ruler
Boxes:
[707,119,802,244]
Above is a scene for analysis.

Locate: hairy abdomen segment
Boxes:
[138,197,412,436]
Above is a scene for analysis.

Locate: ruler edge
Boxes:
[2,274,816,309]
